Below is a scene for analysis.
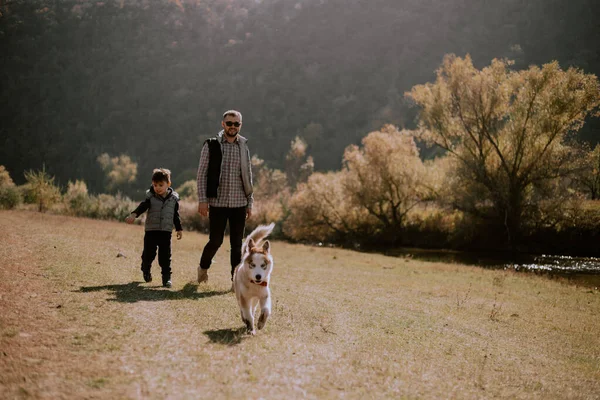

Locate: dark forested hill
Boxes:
[1,0,599,193]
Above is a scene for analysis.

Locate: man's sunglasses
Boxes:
[225,121,241,127]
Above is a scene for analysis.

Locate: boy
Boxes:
[125,168,183,288]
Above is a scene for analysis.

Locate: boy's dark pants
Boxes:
[199,206,246,277]
[140,231,172,280]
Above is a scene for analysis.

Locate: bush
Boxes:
[175,180,198,201]
[86,193,136,221]
[284,171,375,245]
[178,200,209,232]
[64,180,90,216]
[0,186,22,209]
[23,167,61,212]
[0,165,21,209]
[0,165,15,187]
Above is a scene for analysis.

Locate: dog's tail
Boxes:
[243,222,275,253]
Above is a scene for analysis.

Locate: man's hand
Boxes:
[176,231,183,240]
[246,208,252,219]
[125,214,136,224]
[198,202,209,217]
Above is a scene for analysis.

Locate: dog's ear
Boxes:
[247,238,255,251]
[262,240,270,253]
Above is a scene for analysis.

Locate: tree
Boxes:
[571,143,600,200]
[284,136,314,189]
[23,166,61,212]
[0,165,21,209]
[407,55,600,246]
[342,125,430,244]
[284,170,365,243]
[97,153,138,194]
[285,125,433,245]
[248,155,290,230]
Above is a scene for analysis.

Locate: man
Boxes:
[197,110,253,284]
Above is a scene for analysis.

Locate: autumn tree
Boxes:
[408,55,600,245]
[285,125,433,245]
[97,153,138,194]
[284,170,370,243]
[284,136,314,189]
[23,166,61,212]
[342,125,431,243]
[249,155,291,228]
[571,144,600,200]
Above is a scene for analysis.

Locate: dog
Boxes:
[232,223,275,335]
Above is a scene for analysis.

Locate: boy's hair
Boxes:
[152,168,171,183]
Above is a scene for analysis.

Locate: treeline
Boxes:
[3,55,600,257]
[2,0,600,194]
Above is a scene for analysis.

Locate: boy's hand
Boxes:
[176,231,183,240]
[125,214,136,224]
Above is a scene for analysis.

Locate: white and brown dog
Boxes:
[232,223,275,335]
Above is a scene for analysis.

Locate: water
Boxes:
[384,248,600,288]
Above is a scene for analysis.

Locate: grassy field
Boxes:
[0,210,599,399]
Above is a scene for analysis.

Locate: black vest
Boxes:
[205,138,222,198]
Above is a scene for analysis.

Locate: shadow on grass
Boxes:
[76,282,229,303]
[204,327,248,346]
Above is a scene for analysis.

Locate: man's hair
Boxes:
[222,109,242,122]
[152,168,171,183]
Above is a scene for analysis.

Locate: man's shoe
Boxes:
[163,280,172,288]
[197,267,208,283]
[143,271,152,283]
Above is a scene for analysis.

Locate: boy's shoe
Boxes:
[143,271,152,283]
[163,280,172,288]
[197,267,208,283]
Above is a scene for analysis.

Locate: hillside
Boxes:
[1,0,599,191]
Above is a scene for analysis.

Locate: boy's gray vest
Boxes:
[144,188,179,232]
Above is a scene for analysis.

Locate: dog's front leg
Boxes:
[257,292,271,330]
[239,298,255,335]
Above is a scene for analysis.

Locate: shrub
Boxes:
[175,180,198,201]
[87,193,136,221]
[178,200,209,232]
[0,165,15,187]
[0,186,22,209]
[0,165,21,209]
[23,166,62,212]
[284,171,374,245]
[64,180,91,216]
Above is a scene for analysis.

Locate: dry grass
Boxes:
[0,210,599,399]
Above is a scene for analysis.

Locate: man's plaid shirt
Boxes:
[197,135,253,209]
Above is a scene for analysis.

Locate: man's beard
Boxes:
[225,129,238,138]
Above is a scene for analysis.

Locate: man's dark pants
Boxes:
[199,206,247,277]
[140,231,172,280]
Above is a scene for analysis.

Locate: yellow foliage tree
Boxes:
[285,126,433,244]
[97,153,138,193]
[407,55,600,244]
[342,125,430,242]
[285,136,314,189]
[571,144,600,200]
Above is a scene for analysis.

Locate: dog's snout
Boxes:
[255,274,262,281]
